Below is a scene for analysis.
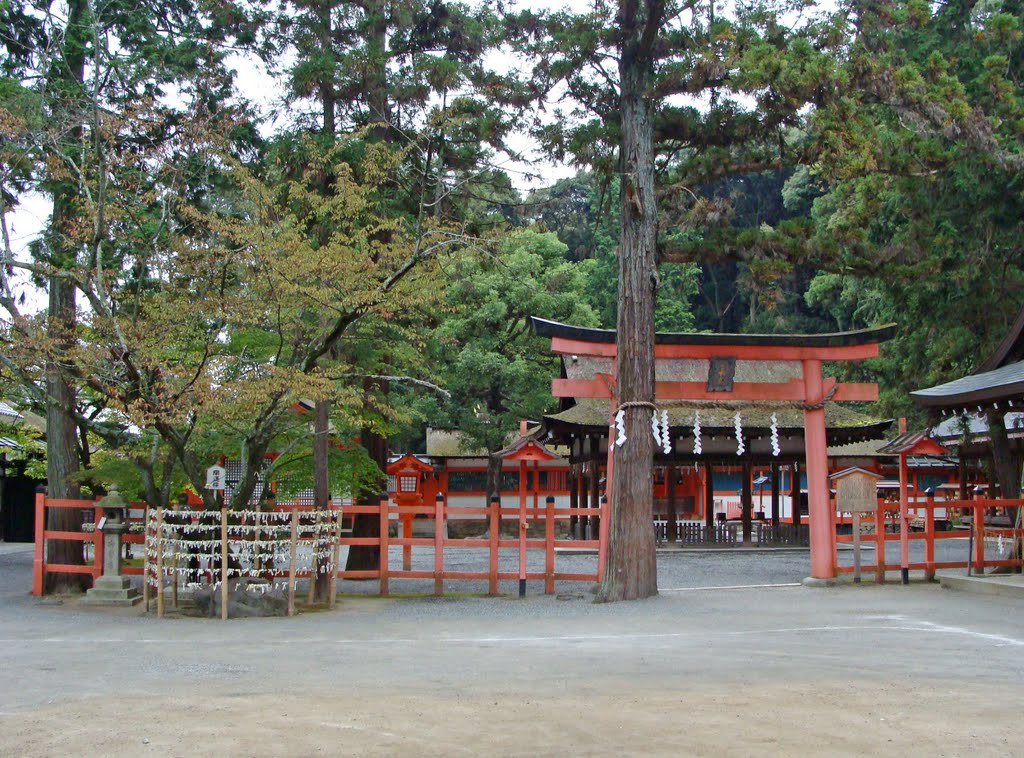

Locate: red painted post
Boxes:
[32,489,45,596]
[601,400,615,580]
[598,495,609,579]
[434,492,444,596]
[518,459,527,598]
[803,359,835,579]
[488,494,500,596]
[924,488,936,581]
[379,492,390,596]
[875,499,886,584]
[545,495,555,594]
[402,513,412,572]
[897,416,910,585]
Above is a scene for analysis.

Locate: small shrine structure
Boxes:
[531,317,896,580]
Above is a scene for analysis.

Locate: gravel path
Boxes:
[1,542,1021,757]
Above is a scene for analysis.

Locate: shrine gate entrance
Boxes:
[532,318,896,580]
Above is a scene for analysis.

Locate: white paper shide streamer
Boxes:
[661,410,671,455]
[734,412,744,456]
[615,409,627,447]
[770,412,780,457]
[692,412,702,455]
[651,410,661,448]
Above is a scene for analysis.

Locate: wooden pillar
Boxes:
[578,463,589,536]
[518,458,527,598]
[741,461,753,544]
[569,462,580,537]
[803,359,835,579]
[958,457,969,501]
[770,461,781,528]
[32,490,45,596]
[704,463,714,530]
[434,492,445,596]
[898,418,910,585]
[488,495,500,595]
[666,464,677,543]
[589,440,601,538]
[791,463,801,527]
[924,489,936,581]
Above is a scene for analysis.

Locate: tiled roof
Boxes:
[911,360,1024,407]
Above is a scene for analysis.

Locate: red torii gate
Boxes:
[532,318,896,580]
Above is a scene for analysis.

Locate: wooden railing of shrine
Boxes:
[32,492,150,594]
[33,488,606,599]
[32,493,104,594]
[339,494,605,595]
[834,496,1023,580]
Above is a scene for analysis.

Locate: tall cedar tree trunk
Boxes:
[311,5,336,599]
[986,410,1020,498]
[598,0,661,601]
[487,451,502,512]
[345,3,393,572]
[345,377,388,571]
[346,425,387,570]
[44,0,89,593]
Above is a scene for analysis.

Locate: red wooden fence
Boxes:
[834,496,1023,579]
[32,492,149,595]
[337,493,606,596]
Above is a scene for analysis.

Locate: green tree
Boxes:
[429,228,598,495]
[0,0,252,590]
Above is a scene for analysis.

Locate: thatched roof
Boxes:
[546,397,889,434]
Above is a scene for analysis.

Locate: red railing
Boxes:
[32,493,154,594]
[834,496,1023,580]
[338,494,606,595]
[32,492,104,595]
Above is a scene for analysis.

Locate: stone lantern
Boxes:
[84,487,142,606]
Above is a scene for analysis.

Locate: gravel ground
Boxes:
[2,542,1022,757]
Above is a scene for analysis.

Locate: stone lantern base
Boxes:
[84,575,142,606]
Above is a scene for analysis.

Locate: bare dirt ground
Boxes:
[2,545,1021,757]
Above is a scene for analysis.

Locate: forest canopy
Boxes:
[2,0,1021,513]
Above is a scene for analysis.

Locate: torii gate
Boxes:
[531,318,896,580]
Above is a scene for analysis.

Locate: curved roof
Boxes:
[531,317,897,348]
[911,360,1024,407]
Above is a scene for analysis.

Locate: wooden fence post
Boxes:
[220,508,229,621]
[171,507,179,610]
[379,493,390,596]
[434,492,444,596]
[156,507,164,619]
[852,511,862,584]
[329,508,341,608]
[32,489,45,596]
[308,510,318,605]
[489,495,500,596]
[518,487,528,598]
[597,495,608,579]
[924,489,936,581]
[974,499,986,574]
[403,512,413,572]
[288,508,298,616]
[874,502,886,584]
[545,495,555,594]
[143,509,151,612]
